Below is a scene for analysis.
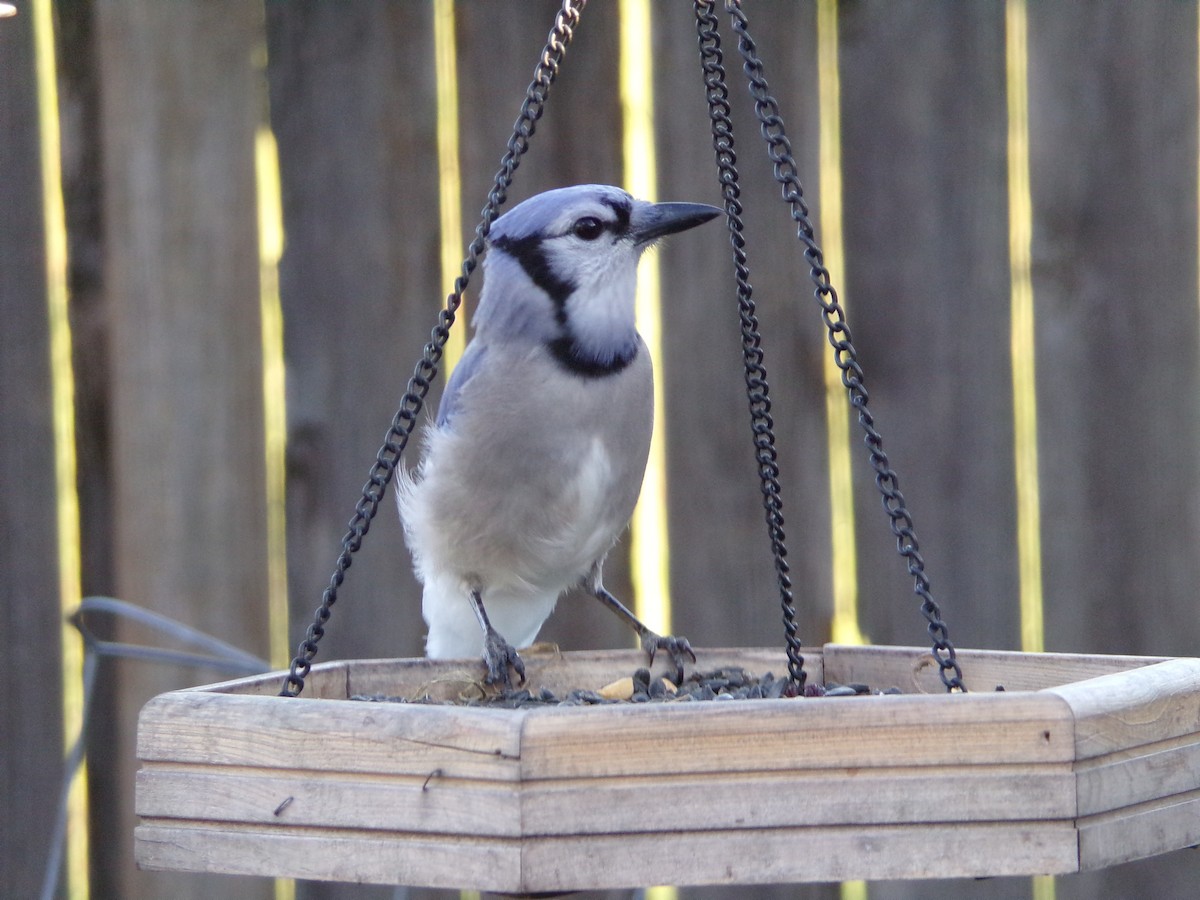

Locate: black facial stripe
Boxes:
[599,195,632,233]
[491,233,575,315]
[548,335,638,379]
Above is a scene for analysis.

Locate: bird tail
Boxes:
[422,575,559,661]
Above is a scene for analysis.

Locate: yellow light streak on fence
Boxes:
[621,5,673,899]
[33,0,89,895]
[817,0,866,653]
[1006,4,1052,899]
[818,5,867,900]
[621,0,672,645]
[1006,0,1045,659]
[434,0,466,373]
[255,127,291,675]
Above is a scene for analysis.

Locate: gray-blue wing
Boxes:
[436,341,487,428]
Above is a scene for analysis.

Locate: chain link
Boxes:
[694,3,805,690]
[717,0,965,692]
[280,0,589,697]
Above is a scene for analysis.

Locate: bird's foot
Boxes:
[641,632,696,686]
[482,628,526,688]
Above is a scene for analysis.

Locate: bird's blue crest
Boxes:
[488,184,635,245]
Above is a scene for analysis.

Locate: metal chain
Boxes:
[716,0,965,692]
[280,0,588,697]
[694,3,805,690]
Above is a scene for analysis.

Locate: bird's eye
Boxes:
[572,216,605,240]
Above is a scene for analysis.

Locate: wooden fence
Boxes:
[3,2,1200,899]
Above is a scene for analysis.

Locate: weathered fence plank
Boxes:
[95,2,272,898]
[265,3,444,898]
[0,10,65,898]
[1028,4,1200,655]
[1026,4,1200,899]
[837,1,1018,656]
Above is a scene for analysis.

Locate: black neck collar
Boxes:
[548,336,638,378]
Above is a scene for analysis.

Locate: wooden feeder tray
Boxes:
[135,644,1200,891]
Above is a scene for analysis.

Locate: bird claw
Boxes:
[482,629,526,688]
[641,633,696,685]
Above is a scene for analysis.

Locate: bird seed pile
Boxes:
[351,665,902,708]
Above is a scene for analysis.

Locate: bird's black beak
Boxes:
[629,201,722,246]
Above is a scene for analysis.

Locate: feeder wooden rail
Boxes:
[134,645,1200,891]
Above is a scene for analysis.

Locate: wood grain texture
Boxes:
[136,766,523,837]
[137,691,524,780]
[135,819,1083,891]
[1077,790,1200,871]
[136,823,521,892]
[137,761,1075,836]
[517,692,1076,777]
[823,643,1168,694]
[518,821,1082,889]
[1076,738,1200,819]
[1047,658,1200,756]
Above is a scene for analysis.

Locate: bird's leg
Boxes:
[469,589,526,687]
[583,563,696,684]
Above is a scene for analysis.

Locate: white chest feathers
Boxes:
[400,430,637,594]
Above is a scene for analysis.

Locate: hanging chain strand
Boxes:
[719,0,964,692]
[280,0,588,698]
[694,3,805,690]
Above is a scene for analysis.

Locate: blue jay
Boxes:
[398,184,720,687]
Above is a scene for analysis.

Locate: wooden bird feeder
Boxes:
[135,644,1200,891]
